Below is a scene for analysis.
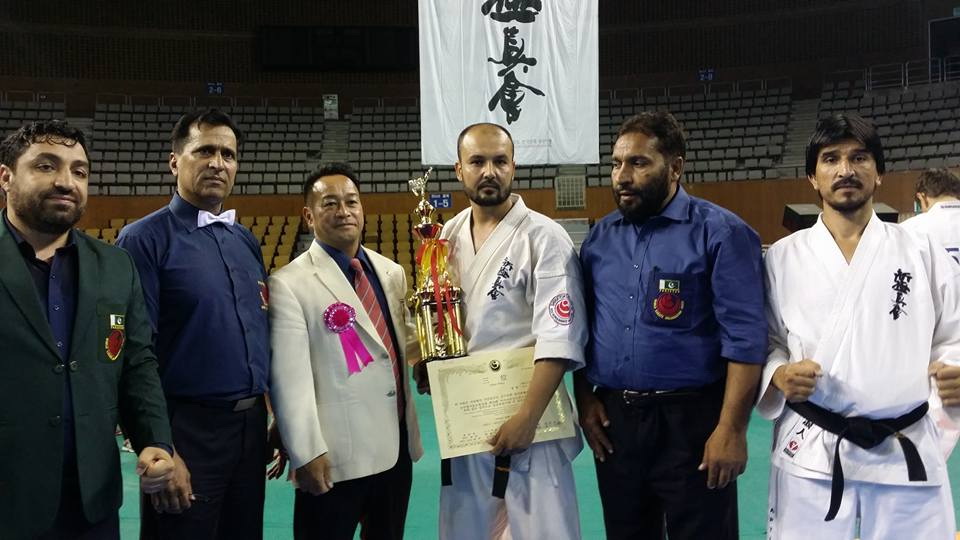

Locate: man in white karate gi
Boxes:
[759,113,960,540]
[902,167,960,459]
[431,122,588,540]
[902,167,960,262]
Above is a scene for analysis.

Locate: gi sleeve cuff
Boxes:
[534,339,584,372]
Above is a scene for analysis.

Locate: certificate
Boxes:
[426,347,577,459]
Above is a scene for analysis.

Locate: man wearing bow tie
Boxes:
[117,109,271,540]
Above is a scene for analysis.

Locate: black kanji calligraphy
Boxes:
[481,0,542,23]
[487,26,537,77]
[487,258,514,300]
[482,1,546,125]
[497,258,514,279]
[889,268,912,320]
[488,71,545,124]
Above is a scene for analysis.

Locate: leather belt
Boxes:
[598,379,722,407]
[169,395,263,412]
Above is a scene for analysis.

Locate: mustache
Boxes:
[832,177,863,191]
[478,180,500,190]
[41,187,79,202]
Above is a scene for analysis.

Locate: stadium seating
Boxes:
[819,81,960,171]
[0,78,955,203]
[88,103,325,195]
[596,87,791,184]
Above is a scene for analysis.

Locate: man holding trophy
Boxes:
[413,122,587,540]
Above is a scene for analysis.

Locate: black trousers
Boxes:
[38,470,120,540]
[140,396,268,540]
[293,421,413,540]
[594,383,739,540]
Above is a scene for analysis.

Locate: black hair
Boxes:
[170,108,244,154]
[303,162,361,202]
[805,114,885,176]
[0,119,89,168]
[615,111,687,160]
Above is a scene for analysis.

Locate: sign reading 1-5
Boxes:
[430,193,452,209]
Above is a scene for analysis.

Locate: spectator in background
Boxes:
[902,167,960,263]
[901,167,960,460]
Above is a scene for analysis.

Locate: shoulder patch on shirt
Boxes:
[653,279,684,320]
[549,293,573,325]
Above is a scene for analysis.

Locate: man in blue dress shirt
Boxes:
[117,109,271,540]
[574,111,767,540]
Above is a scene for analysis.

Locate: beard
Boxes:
[613,166,672,222]
[821,176,874,214]
[466,179,511,207]
[10,186,85,235]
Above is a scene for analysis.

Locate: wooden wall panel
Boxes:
[70,171,924,245]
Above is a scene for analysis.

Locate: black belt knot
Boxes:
[787,400,928,522]
[843,416,886,448]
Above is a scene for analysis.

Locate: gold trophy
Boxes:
[407,168,467,363]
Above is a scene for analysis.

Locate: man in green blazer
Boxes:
[0,120,175,539]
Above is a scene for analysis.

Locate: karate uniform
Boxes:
[901,201,960,262]
[437,194,587,540]
[758,213,960,540]
[902,201,960,459]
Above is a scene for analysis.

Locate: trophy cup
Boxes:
[407,168,467,362]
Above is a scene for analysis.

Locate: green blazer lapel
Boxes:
[69,236,98,362]
[0,221,60,357]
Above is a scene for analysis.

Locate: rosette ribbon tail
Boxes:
[324,301,374,375]
[340,327,374,375]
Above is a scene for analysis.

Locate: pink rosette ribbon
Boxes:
[324,302,373,375]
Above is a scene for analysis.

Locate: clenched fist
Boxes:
[772,359,821,403]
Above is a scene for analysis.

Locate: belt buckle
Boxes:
[621,390,643,406]
[621,388,677,406]
[232,397,257,412]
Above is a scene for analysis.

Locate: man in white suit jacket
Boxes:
[268,163,423,540]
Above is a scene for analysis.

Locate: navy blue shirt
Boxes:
[580,187,766,391]
[319,241,401,356]
[116,194,270,400]
[3,212,79,469]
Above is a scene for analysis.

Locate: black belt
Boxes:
[787,400,928,521]
[439,456,512,499]
[169,395,263,412]
[598,379,723,407]
[492,455,510,499]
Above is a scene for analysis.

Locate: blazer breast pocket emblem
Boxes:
[105,314,125,361]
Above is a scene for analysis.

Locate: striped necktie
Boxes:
[349,258,403,416]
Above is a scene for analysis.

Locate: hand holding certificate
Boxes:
[426,347,577,459]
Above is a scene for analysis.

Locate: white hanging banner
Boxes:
[418,0,599,165]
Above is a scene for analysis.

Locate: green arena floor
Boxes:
[116,380,960,539]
